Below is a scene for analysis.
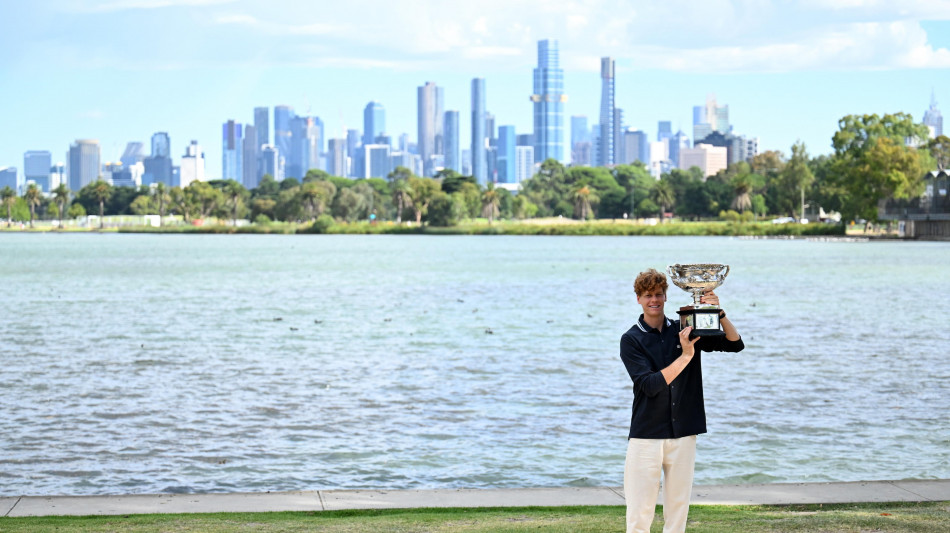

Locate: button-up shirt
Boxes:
[620,314,744,439]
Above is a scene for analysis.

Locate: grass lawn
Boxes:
[1,502,947,532]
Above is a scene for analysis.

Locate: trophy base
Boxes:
[677,306,725,337]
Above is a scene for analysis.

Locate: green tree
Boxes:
[830,113,930,222]
[184,181,223,221]
[1,186,16,227]
[570,181,599,220]
[427,191,465,226]
[388,167,414,223]
[406,176,439,224]
[129,195,155,215]
[481,182,500,224]
[652,178,675,219]
[23,184,42,228]
[299,180,336,221]
[220,180,248,225]
[67,203,86,219]
[91,180,112,229]
[776,141,815,219]
[926,135,950,170]
[153,182,169,226]
[53,184,70,229]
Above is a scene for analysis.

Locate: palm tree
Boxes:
[652,179,675,221]
[570,182,599,220]
[24,184,42,228]
[153,182,168,226]
[91,179,112,229]
[53,184,70,229]
[1,186,15,227]
[222,180,245,225]
[481,183,500,225]
[391,177,413,224]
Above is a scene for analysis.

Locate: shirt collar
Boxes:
[637,314,672,333]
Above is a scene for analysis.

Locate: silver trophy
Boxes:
[667,263,730,337]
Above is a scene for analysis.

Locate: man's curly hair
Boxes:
[634,268,668,297]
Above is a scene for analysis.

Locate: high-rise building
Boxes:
[274,105,294,176]
[597,57,615,167]
[363,101,385,147]
[180,140,205,187]
[444,110,460,173]
[461,149,472,176]
[571,115,590,166]
[144,132,173,187]
[497,126,516,183]
[613,108,625,166]
[287,115,322,179]
[515,145,535,183]
[254,107,269,147]
[260,144,280,180]
[531,39,566,163]
[327,138,347,177]
[418,81,444,176]
[222,120,244,181]
[242,124,259,189]
[693,95,729,144]
[669,130,689,169]
[657,121,673,142]
[362,144,392,179]
[679,143,728,178]
[24,150,52,192]
[649,140,669,178]
[924,90,943,138]
[621,130,648,165]
[516,134,535,147]
[471,77,487,183]
[398,133,410,153]
[68,139,101,191]
[0,167,17,192]
[120,143,145,168]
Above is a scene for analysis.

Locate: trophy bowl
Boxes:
[668,263,730,338]
[667,263,730,306]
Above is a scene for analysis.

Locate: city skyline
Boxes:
[1,1,949,182]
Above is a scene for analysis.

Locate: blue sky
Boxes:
[2,0,949,180]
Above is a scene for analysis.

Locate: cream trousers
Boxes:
[623,435,697,533]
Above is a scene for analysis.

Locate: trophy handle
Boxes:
[720,265,730,282]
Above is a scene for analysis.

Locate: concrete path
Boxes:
[2,480,948,518]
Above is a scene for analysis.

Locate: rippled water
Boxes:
[2,233,948,496]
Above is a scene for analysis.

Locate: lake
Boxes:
[2,233,948,496]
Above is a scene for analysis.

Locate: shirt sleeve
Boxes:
[698,334,745,353]
[620,333,667,397]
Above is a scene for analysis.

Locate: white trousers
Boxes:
[623,435,697,533]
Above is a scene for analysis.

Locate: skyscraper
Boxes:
[363,102,385,147]
[471,78,487,183]
[531,39,566,163]
[621,130,648,165]
[151,132,170,158]
[444,110,460,173]
[417,81,444,176]
[144,132,173,186]
[254,107,269,147]
[613,108,625,166]
[68,139,101,191]
[242,124,259,189]
[120,143,144,168]
[260,145,280,180]
[657,121,673,142]
[327,138,347,177]
[222,120,244,181]
[0,167,16,192]
[24,150,52,192]
[274,105,294,176]
[497,126,516,183]
[287,115,321,179]
[597,57,615,167]
[570,115,591,166]
[180,140,205,187]
[924,90,943,138]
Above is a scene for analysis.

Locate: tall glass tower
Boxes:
[924,90,943,138]
[222,120,243,181]
[471,78,487,183]
[274,105,294,176]
[363,101,386,146]
[597,57,615,167]
[417,81,444,176]
[444,110,460,173]
[531,39,566,163]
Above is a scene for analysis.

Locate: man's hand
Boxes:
[700,289,720,307]
[678,326,701,357]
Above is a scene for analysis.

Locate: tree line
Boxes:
[3,113,948,229]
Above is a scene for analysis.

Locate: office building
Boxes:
[621,130,648,165]
[254,107,269,147]
[143,132,173,186]
[274,105,294,175]
[361,144,392,179]
[180,140,205,187]
[658,121,673,142]
[693,95,729,144]
[571,116,590,166]
[50,163,66,190]
[613,108,625,165]
[363,102,385,147]
[515,146,535,183]
[222,120,244,181]
[68,139,101,191]
[120,143,145,168]
[242,125,259,189]
[496,126,516,183]
[24,151,52,192]
[151,132,170,158]
[288,115,322,179]
[597,57,615,167]
[443,110,460,173]
[0,167,17,192]
[649,140,670,178]
[327,139,347,177]
[470,78,487,182]
[669,130,689,169]
[679,143,728,178]
[418,81,444,176]
[531,39,566,163]
[924,91,943,138]
[261,144,280,180]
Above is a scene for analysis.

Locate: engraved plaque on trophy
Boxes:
[667,263,730,337]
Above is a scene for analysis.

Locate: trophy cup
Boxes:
[667,263,730,337]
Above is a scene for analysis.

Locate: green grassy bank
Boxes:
[107,219,848,237]
[1,502,946,532]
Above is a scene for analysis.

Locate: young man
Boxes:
[620,268,744,533]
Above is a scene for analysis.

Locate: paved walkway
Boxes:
[2,479,948,517]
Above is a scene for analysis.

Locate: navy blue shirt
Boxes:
[620,314,744,439]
